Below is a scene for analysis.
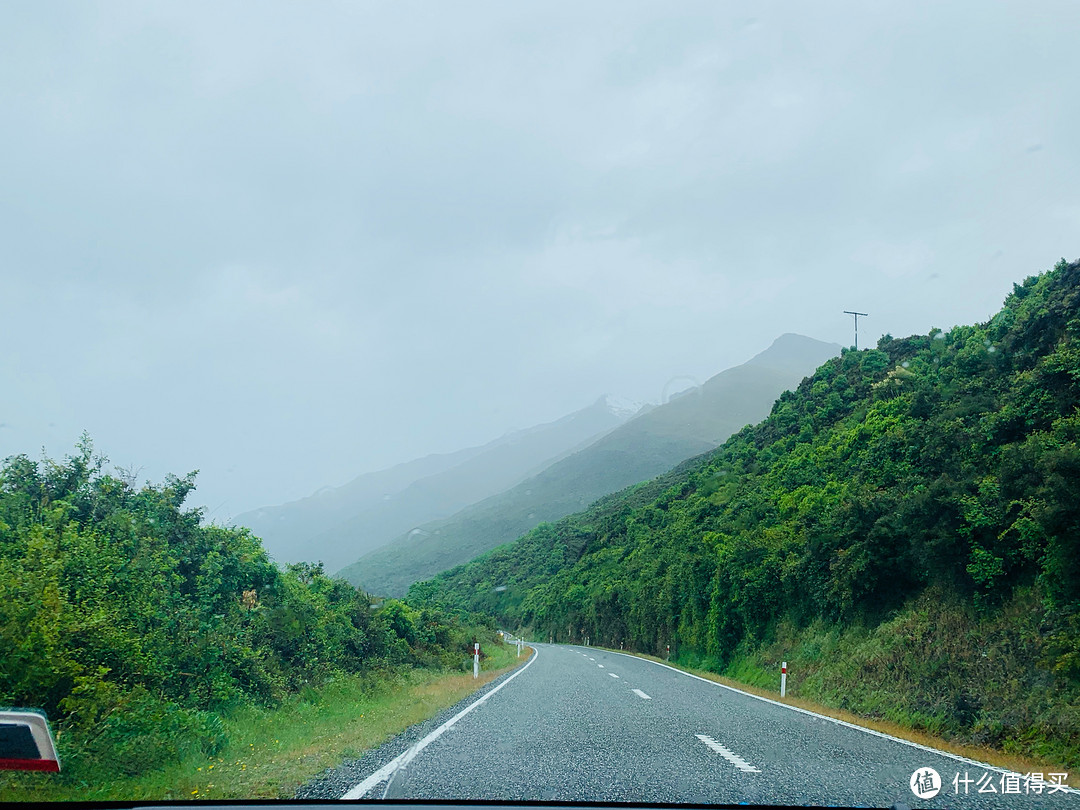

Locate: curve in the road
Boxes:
[332,643,1077,806]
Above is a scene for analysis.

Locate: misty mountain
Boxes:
[234,447,487,562]
[338,333,840,595]
[235,396,643,572]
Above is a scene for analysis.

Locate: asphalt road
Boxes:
[331,643,1079,808]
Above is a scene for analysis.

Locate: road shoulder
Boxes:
[296,648,535,800]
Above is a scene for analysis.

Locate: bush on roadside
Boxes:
[0,440,497,779]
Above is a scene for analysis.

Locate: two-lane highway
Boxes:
[329,643,1078,807]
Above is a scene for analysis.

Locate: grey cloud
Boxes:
[1,1,1077,516]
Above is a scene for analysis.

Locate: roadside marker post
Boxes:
[666,645,670,661]
[517,639,522,657]
[473,643,479,679]
[781,661,787,698]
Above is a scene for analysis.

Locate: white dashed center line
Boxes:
[609,673,619,678]
[632,689,652,700]
[695,734,761,773]
[598,664,604,668]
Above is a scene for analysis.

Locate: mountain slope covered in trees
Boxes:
[412,259,1080,768]
[342,334,839,596]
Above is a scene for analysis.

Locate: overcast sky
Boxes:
[2,1,1077,519]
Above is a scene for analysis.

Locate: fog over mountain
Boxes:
[236,395,645,572]
[2,3,1076,522]
[340,333,839,595]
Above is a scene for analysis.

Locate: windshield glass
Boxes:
[2,3,1079,808]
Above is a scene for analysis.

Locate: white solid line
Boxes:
[632,688,652,700]
[696,734,761,773]
[603,649,1080,795]
[340,648,539,799]
[609,673,620,678]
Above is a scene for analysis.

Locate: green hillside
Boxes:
[342,334,839,596]
[411,259,1080,768]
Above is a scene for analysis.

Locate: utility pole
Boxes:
[843,311,868,350]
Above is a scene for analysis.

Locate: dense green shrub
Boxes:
[0,443,492,776]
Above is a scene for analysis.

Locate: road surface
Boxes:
[312,643,1078,808]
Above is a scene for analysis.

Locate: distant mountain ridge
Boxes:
[338,333,841,595]
[235,395,644,572]
[234,446,487,561]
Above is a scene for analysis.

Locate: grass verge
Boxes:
[1,643,530,801]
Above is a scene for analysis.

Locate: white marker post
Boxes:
[780,661,787,698]
[473,643,480,679]
[517,638,522,657]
